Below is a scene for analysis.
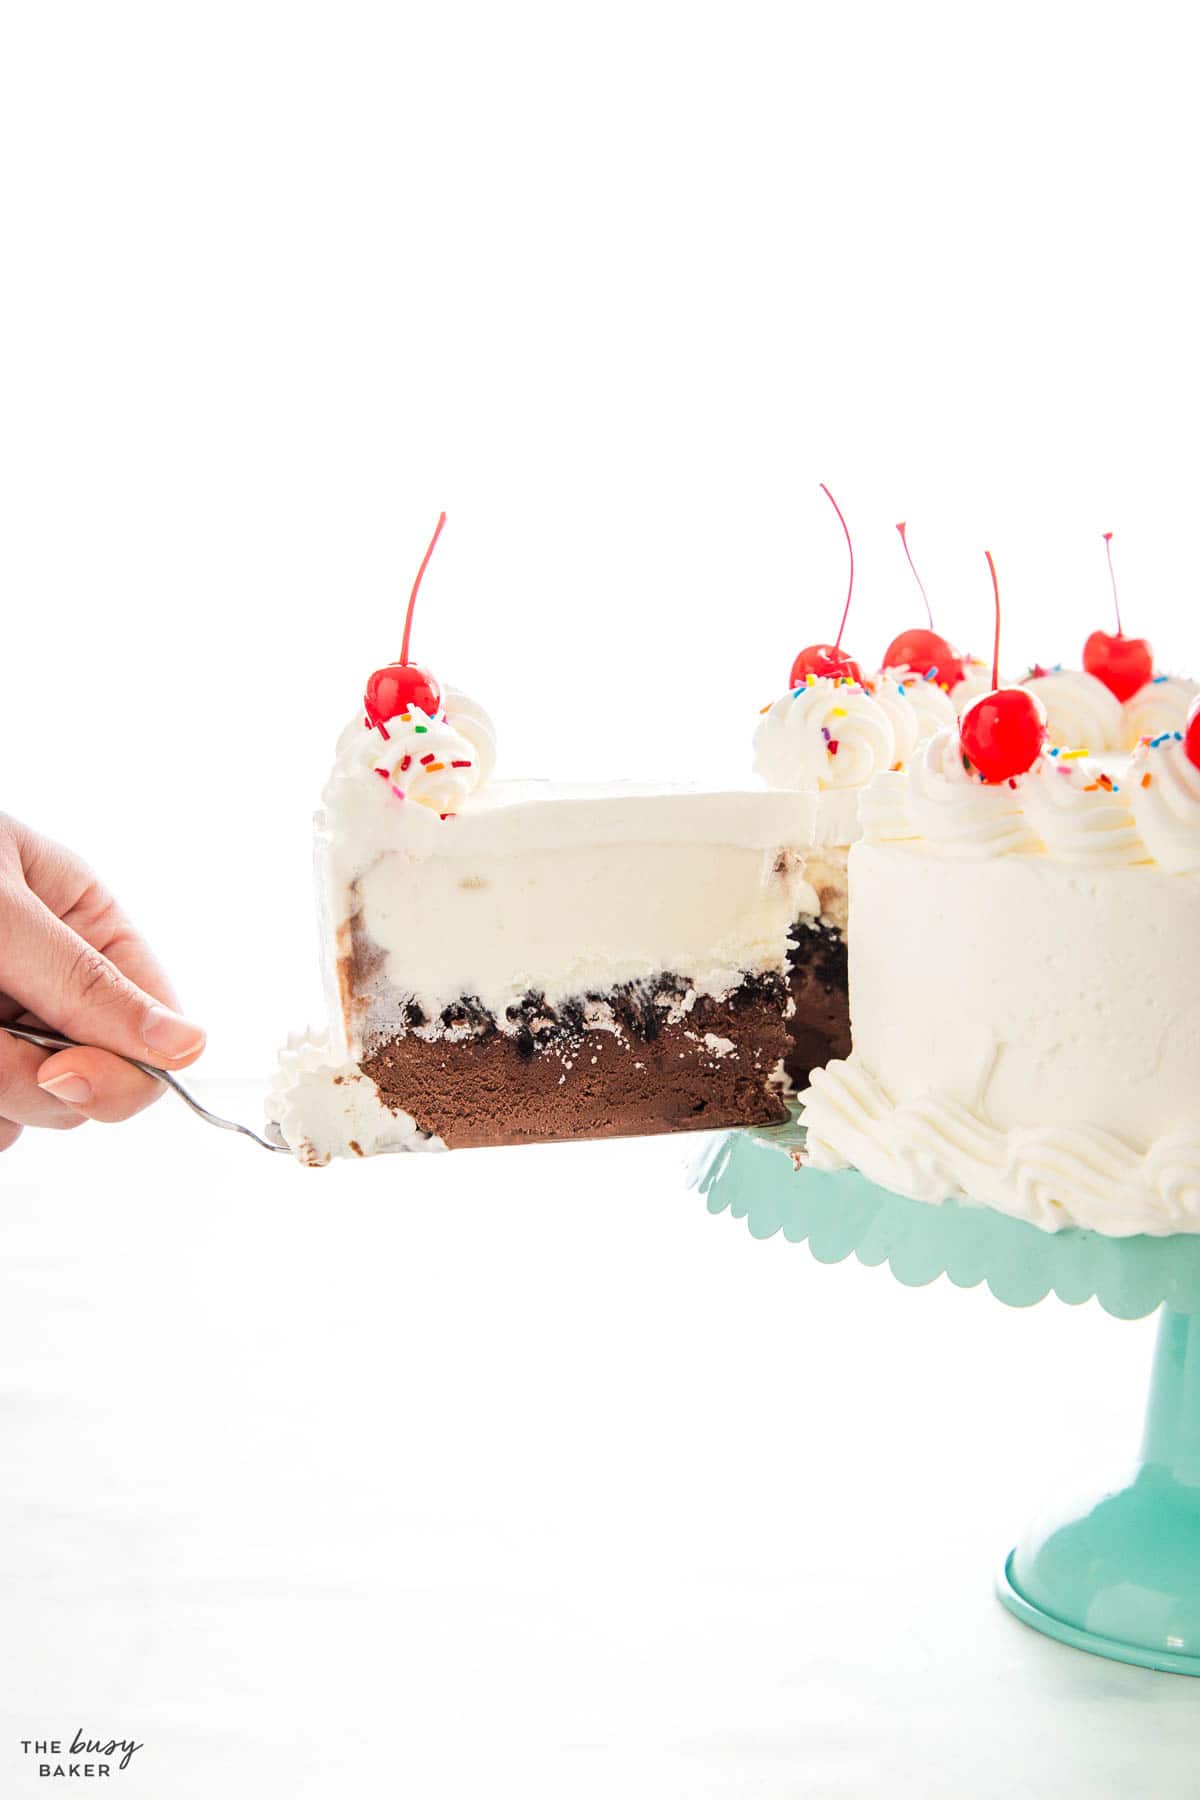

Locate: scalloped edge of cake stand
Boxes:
[690,1112,1200,1320]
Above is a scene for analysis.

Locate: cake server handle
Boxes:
[0,1021,291,1154]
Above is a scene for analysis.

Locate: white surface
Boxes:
[3,1086,1196,1798]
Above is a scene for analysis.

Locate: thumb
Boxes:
[3,893,205,1069]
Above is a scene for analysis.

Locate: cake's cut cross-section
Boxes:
[272,682,820,1161]
[272,500,822,1163]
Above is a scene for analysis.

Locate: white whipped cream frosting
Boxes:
[267,1031,444,1165]
[801,1058,1200,1236]
[874,667,957,744]
[864,728,1040,857]
[800,735,1200,1235]
[754,676,912,849]
[326,686,498,840]
[861,725,1200,871]
[948,660,994,712]
[1124,675,1200,747]
[1018,666,1197,753]
[1020,667,1124,751]
[1128,732,1200,872]
[866,671,920,767]
[754,677,899,791]
[1019,754,1144,865]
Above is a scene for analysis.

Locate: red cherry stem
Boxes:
[1102,530,1123,637]
[400,510,448,665]
[895,522,933,629]
[820,483,854,650]
[984,549,1001,689]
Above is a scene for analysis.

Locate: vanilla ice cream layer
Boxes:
[318,780,820,1047]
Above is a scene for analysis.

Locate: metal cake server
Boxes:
[0,1020,290,1153]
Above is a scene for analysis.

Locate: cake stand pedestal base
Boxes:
[999,1307,1200,1675]
[692,1110,1200,1677]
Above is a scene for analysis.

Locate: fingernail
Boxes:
[39,1071,94,1106]
[141,1006,206,1060]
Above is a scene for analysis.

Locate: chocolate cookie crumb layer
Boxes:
[362,983,789,1149]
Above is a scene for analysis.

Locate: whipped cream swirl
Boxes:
[438,686,498,785]
[862,727,1200,872]
[754,677,897,790]
[267,1031,444,1165]
[948,660,994,713]
[1124,675,1200,748]
[871,668,956,754]
[799,1057,1200,1236]
[1021,667,1123,751]
[1019,754,1145,866]
[333,685,497,818]
[904,728,1040,856]
[1129,733,1200,873]
[370,711,482,813]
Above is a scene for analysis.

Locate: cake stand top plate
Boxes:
[691,1108,1200,1320]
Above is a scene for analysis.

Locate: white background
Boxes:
[3,6,1200,1794]
[3,0,1199,1076]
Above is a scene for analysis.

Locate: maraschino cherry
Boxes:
[959,551,1047,783]
[1185,695,1200,770]
[364,511,447,732]
[881,522,967,689]
[1082,531,1153,703]
[789,484,864,687]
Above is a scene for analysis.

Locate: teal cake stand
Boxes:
[692,1110,1200,1677]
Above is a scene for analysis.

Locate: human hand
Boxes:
[0,814,205,1151]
